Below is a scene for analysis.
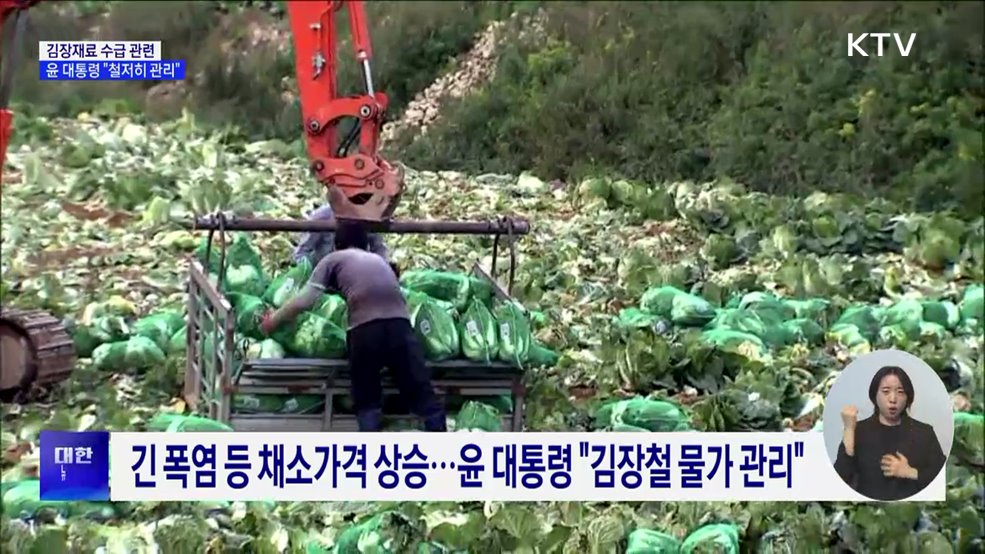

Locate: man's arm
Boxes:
[265,255,337,332]
[267,284,323,329]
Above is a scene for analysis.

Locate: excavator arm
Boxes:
[0,0,40,184]
[286,0,404,222]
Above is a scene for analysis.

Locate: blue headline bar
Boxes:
[39,60,185,81]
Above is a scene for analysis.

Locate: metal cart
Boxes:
[181,214,531,432]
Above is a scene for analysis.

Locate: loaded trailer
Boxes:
[180,213,531,432]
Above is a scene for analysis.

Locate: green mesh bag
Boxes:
[400,270,472,310]
[670,292,717,326]
[782,297,836,326]
[288,313,346,359]
[133,310,185,352]
[959,284,983,330]
[706,308,785,347]
[737,291,796,321]
[880,298,924,340]
[194,232,264,274]
[615,308,666,331]
[680,523,740,554]
[333,511,419,554]
[245,338,286,360]
[700,328,768,358]
[468,276,495,306]
[835,305,882,341]
[222,264,268,298]
[921,300,960,330]
[626,529,681,554]
[458,298,498,363]
[595,397,690,432]
[917,321,947,344]
[528,341,559,367]
[71,315,131,358]
[168,326,187,355]
[146,413,233,432]
[91,336,166,372]
[640,285,686,317]
[828,323,871,352]
[953,411,984,467]
[494,300,532,366]
[612,423,653,432]
[402,287,458,319]
[482,395,513,413]
[315,293,348,329]
[781,318,825,345]
[413,296,460,361]
[455,401,502,431]
[641,286,717,326]
[263,258,314,308]
[228,293,270,339]
[233,394,324,415]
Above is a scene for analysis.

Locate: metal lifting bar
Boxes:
[184,214,531,236]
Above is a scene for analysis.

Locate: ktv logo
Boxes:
[847,33,917,57]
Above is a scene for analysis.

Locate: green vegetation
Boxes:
[12,2,981,214]
[11,1,506,138]
[399,1,985,216]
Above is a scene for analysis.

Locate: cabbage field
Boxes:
[1,112,983,552]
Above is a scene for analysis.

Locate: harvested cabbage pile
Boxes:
[188,238,562,368]
[624,285,985,361]
[68,235,562,375]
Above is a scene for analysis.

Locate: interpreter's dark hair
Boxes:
[868,365,915,411]
[334,219,370,251]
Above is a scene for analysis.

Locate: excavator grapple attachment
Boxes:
[325,160,404,221]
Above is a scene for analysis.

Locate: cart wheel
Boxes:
[0,308,76,402]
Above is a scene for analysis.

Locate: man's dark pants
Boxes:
[346,317,446,432]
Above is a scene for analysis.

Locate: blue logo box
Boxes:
[39,430,110,501]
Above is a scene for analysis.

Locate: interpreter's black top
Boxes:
[834,414,947,501]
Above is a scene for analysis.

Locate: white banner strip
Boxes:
[108,432,945,502]
[38,41,161,62]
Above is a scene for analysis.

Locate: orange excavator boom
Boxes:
[285,0,404,222]
[0,0,40,184]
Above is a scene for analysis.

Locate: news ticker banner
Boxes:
[41,431,945,502]
[37,41,184,81]
[39,41,161,61]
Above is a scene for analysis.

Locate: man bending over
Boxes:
[261,220,446,433]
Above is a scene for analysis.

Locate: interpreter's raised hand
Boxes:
[841,404,858,429]
[881,452,916,479]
